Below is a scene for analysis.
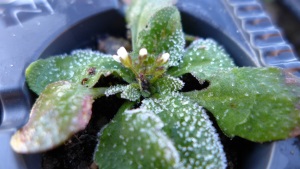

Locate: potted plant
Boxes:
[1,0,300,168]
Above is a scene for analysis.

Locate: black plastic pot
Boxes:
[281,0,300,21]
[0,0,299,169]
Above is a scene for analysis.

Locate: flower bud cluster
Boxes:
[113,46,170,91]
[113,46,170,68]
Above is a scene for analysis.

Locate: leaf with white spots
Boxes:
[105,83,141,101]
[168,39,235,78]
[186,67,300,142]
[126,0,175,50]
[11,81,94,153]
[153,75,184,94]
[94,108,180,169]
[141,92,227,169]
[105,85,127,96]
[26,50,134,95]
[136,6,185,67]
[120,84,141,101]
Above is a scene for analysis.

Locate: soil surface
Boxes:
[42,96,125,169]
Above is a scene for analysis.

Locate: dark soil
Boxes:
[42,96,125,169]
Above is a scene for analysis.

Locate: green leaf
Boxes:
[153,75,184,94]
[168,39,235,78]
[26,50,134,95]
[136,6,185,67]
[105,83,141,101]
[104,84,127,96]
[120,84,141,101]
[94,108,180,169]
[11,81,94,153]
[141,92,227,169]
[89,87,107,99]
[186,67,300,142]
[126,0,175,50]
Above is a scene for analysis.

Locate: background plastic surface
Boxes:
[0,0,299,169]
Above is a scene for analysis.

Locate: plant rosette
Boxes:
[10,0,300,168]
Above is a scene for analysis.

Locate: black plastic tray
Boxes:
[1,0,299,168]
[281,0,300,21]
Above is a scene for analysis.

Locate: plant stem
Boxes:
[90,87,108,99]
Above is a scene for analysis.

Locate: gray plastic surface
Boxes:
[0,0,299,169]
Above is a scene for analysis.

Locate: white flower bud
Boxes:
[114,46,132,68]
[161,53,170,63]
[139,48,148,56]
[112,55,121,63]
[117,47,128,60]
